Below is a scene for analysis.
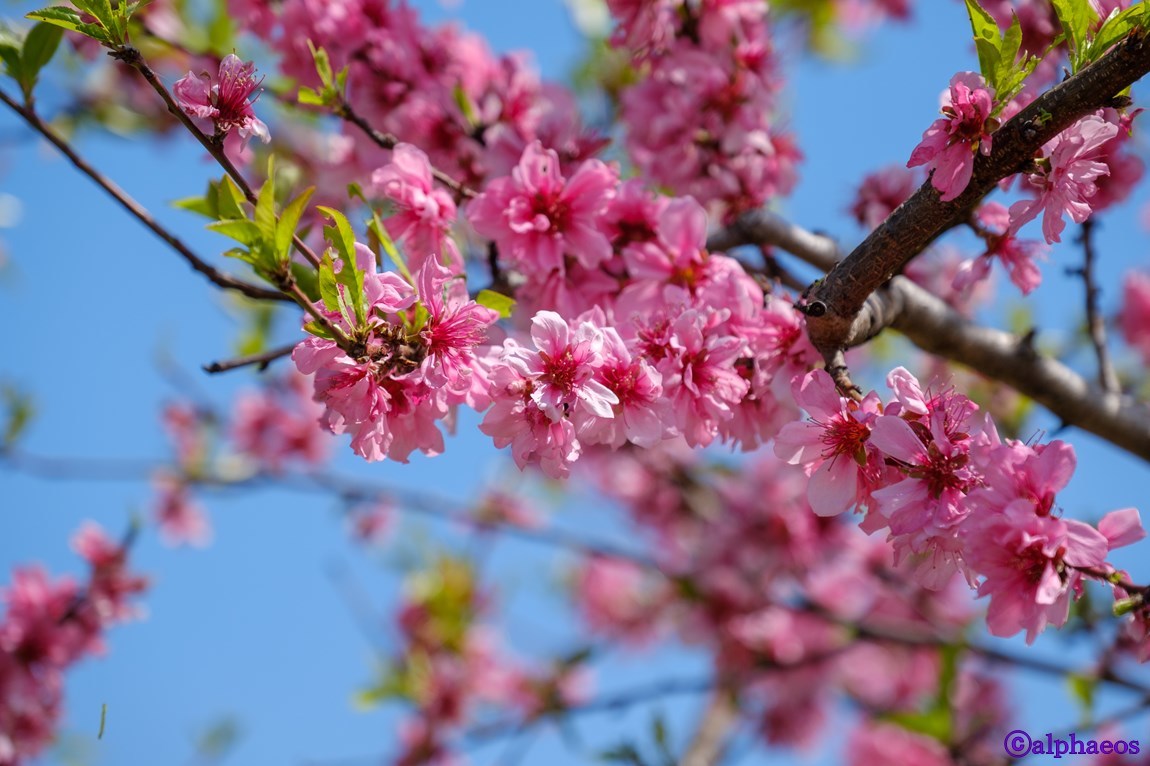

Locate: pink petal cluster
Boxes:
[152,473,212,548]
[468,141,616,278]
[1120,271,1150,365]
[294,248,498,463]
[1008,112,1120,243]
[372,143,461,272]
[173,54,270,145]
[231,372,329,472]
[954,201,1046,295]
[614,2,800,216]
[849,165,919,230]
[907,72,995,202]
[0,525,146,765]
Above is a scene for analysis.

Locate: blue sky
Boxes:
[2,1,1150,764]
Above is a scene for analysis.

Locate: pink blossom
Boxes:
[849,165,918,229]
[580,325,668,449]
[955,202,1045,295]
[468,141,616,276]
[1120,271,1150,365]
[231,373,329,471]
[964,501,1107,643]
[416,260,500,396]
[658,309,750,448]
[847,721,952,766]
[152,474,212,548]
[372,143,460,272]
[606,0,681,55]
[574,556,661,644]
[1009,113,1120,243]
[774,370,883,516]
[350,502,393,545]
[907,72,995,201]
[520,311,619,422]
[173,54,270,144]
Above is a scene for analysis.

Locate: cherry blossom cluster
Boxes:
[0,525,147,766]
[383,557,587,765]
[571,444,1011,756]
[153,374,329,547]
[226,0,603,192]
[293,245,499,463]
[610,0,801,217]
[291,139,818,478]
[777,366,1145,643]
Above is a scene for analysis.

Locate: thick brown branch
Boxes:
[0,89,289,303]
[805,29,1150,360]
[711,210,1150,464]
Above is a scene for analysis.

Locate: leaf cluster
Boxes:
[26,0,148,48]
[0,21,63,104]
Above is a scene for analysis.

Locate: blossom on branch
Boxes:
[907,72,995,202]
[173,54,270,145]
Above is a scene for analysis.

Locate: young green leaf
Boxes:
[217,176,248,220]
[318,252,341,314]
[20,22,63,96]
[206,219,264,247]
[476,289,515,319]
[253,158,277,243]
[1050,0,1099,70]
[25,6,112,46]
[276,186,316,262]
[965,0,1003,90]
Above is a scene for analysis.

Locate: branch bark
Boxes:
[710,209,1150,464]
[0,88,290,303]
[803,29,1150,364]
[680,692,739,766]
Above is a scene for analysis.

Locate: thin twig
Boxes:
[1077,219,1121,394]
[0,88,289,303]
[113,46,323,269]
[202,343,295,374]
[335,98,477,200]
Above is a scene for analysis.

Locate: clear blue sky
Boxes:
[2,1,1150,764]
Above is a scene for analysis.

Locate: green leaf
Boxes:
[317,252,341,314]
[307,40,333,87]
[25,6,112,45]
[253,158,277,242]
[206,219,264,247]
[964,0,1003,90]
[1050,0,1099,69]
[476,289,515,319]
[1,385,34,447]
[1068,673,1096,722]
[367,215,411,283]
[297,86,324,106]
[290,260,320,301]
[20,22,63,97]
[303,320,334,340]
[317,205,357,265]
[0,26,22,84]
[217,176,247,220]
[1087,4,1147,62]
[276,186,315,262]
[172,193,215,218]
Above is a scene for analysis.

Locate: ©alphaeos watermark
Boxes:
[1004,730,1141,759]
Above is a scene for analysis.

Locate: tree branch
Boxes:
[113,46,323,269]
[335,98,478,200]
[0,88,290,303]
[202,343,296,374]
[710,209,1150,464]
[802,29,1150,367]
[1076,219,1121,394]
[680,692,739,766]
